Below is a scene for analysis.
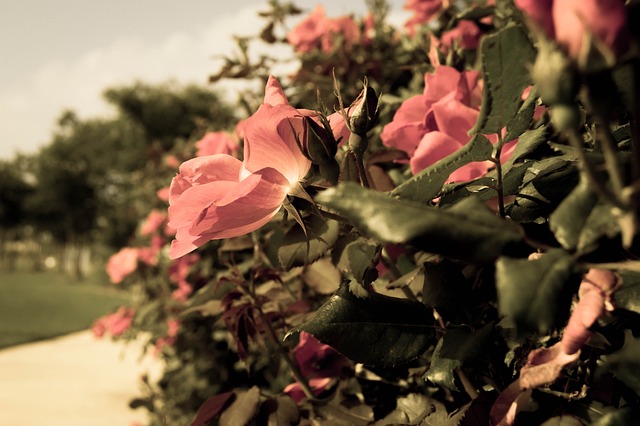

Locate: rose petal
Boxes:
[410,131,465,174]
[243,103,310,184]
[264,75,290,106]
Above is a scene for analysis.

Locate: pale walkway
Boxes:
[0,331,162,426]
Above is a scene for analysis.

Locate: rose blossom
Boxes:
[92,307,135,338]
[515,0,628,60]
[287,5,360,53]
[106,247,140,284]
[140,209,167,236]
[167,76,313,259]
[195,131,238,157]
[284,332,350,402]
[404,0,448,34]
[381,65,514,181]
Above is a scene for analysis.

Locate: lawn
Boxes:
[0,271,130,349]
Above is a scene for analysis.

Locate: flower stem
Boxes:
[255,307,316,400]
[492,133,506,218]
[566,128,626,210]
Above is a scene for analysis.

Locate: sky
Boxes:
[0,0,409,160]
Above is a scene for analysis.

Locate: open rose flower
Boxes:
[167,77,312,259]
[92,307,135,338]
[195,131,238,157]
[106,247,140,284]
[287,5,360,53]
[284,332,350,402]
[515,0,628,61]
[381,65,514,181]
[405,0,448,34]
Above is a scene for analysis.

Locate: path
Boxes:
[0,330,162,426]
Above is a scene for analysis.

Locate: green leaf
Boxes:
[337,238,379,285]
[317,183,526,263]
[507,158,580,224]
[424,323,495,391]
[576,203,620,255]
[503,87,538,143]
[278,216,339,269]
[599,336,640,396]
[502,125,548,174]
[549,177,599,252]
[219,386,261,426]
[292,284,435,366]
[472,25,536,135]
[496,249,579,336]
[390,135,494,203]
[614,271,640,315]
[258,395,299,426]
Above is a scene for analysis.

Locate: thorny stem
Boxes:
[491,133,506,218]
[566,127,626,210]
[352,149,370,188]
[630,59,640,183]
[255,305,317,401]
[596,119,625,198]
[381,247,418,301]
[455,367,479,400]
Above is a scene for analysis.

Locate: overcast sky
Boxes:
[0,0,409,160]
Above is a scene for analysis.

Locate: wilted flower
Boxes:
[167,76,312,259]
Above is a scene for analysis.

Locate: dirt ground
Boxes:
[0,330,162,426]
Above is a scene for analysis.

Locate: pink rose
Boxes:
[92,307,135,338]
[440,20,481,51]
[140,209,167,236]
[167,76,313,259]
[106,247,140,284]
[515,0,628,60]
[404,0,447,34]
[195,131,238,157]
[284,332,350,402]
[287,5,360,53]
[382,65,513,182]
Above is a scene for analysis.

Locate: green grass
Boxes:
[0,271,130,349]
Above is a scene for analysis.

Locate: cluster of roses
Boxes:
[97,0,634,423]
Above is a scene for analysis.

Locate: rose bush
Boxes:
[96,1,640,425]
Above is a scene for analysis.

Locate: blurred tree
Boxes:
[0,159,34,270]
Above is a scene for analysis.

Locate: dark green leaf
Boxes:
[615,271,640,315]
[549,177,598,251]
[576,203,620,255]
[337,238,379,285]
[496,249,579,336]
[258,395,299,426]
[590,408,635,426]
[278,216,339,269]
[293,284,435,366]
[507,158,580,223]
[472,25,536,135]
[391,135,494,203]
[502,125,548,174]
[317,183,526,263]
[219,386,261,426]
[422,261,472,322]
[192,391,235,426]
[503,87,538,143]
[599,337,640,396]
[424,323,495,391]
